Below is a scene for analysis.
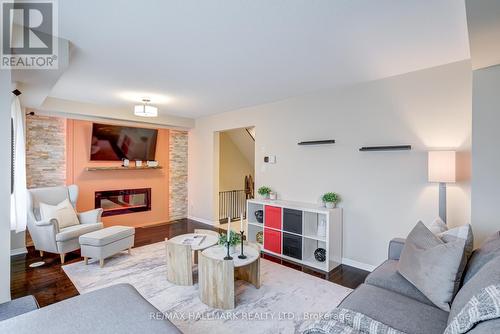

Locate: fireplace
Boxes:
[95,188,151,217]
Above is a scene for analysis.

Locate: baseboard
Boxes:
[11,247,28,256]
[187,216,216,226]
[342,257,376,272]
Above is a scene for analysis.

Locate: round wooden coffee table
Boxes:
[166,232,219,286]
[198,243,261,309]
[168,232,218,251]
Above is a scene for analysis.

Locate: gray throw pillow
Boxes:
[398,222,469,311]
[448,256,500,325]
[463,231,500,284]
[445,284,500,334]
[438,224,474,295]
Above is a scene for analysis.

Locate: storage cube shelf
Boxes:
[247,202,264,225]
[247,199,343,272]
[303,211,328,241]
[247,223,263,245]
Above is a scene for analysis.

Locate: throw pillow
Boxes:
[39,198,80,229]
[462,231,500,284]
[303,308,407,334]
[445,284,500,334]
[427,217,448,234]
[448,256,500,326]
[438,224,474,295]
[398,221,468,311]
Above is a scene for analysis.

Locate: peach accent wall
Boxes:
[66,120,169,227]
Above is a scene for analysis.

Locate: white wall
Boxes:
[0,70,12,302]
[471,64,500,245]
[10,230,26,255]
[189,61,472,268]
[226,128,255,170]
[219,131,254,192]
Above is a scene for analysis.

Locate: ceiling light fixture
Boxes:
[134,98,158,117]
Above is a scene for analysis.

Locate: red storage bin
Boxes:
[264,228,282,254]
[264,205,282,229]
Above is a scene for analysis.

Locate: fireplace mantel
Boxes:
[86,166,163,171]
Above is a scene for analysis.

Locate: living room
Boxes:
[1,1,500,333]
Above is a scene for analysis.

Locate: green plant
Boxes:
[218,230,241,246]
[258,186,272,196]
[322,192,340,203]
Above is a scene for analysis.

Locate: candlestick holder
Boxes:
[238,231,247,259]
[224,240,233,260]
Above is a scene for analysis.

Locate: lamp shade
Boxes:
[428,151,456,183]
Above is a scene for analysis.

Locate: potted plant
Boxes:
[257,186,272,199]
[218,230,241,253]
[322,192,340,209]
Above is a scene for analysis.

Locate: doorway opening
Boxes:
[216,127,255,224]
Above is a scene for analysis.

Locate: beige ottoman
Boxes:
[79,226,135,267]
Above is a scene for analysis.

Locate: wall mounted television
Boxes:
[90,123,158,161]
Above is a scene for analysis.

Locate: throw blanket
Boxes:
[445,284,500,334]
[303,308,406,334]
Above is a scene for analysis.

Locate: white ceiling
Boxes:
[46,0,470,119]
[466,0,500,69]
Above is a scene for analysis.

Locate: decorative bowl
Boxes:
[314,248,326,262]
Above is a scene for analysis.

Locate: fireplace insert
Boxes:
[95,188,151,217]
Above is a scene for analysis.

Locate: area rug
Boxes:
[63,242,352,334]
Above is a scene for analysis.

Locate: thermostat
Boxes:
[264,155,276,164]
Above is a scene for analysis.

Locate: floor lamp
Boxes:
[428,151,456,223]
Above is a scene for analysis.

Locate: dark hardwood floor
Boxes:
[11,219,369,307]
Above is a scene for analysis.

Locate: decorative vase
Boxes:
[269,192,277,200]
[254,210,264,224]
[325,202,336,209]
[314,248,326,262]
[256,231,263,244]
[317,218,326,238]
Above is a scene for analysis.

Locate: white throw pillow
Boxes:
[426,217,448,234]
[39,199,80,229]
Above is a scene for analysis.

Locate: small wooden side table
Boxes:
[199,243,261,309]
[166,232,218,285]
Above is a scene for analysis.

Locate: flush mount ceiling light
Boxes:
[134,98,158,117]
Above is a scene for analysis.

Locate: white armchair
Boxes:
[27,185,103,263]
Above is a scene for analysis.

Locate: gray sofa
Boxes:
[0,284,181,334]
[339,233,500,334]
[0,295,38,321]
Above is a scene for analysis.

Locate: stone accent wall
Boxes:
[26,114,66,188]
[169,130,188,221]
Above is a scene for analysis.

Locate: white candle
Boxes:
[240,213,244,232]
[227,210,231,243]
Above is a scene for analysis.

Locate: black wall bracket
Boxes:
[298,139,336,146]
[359,145,411,151]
